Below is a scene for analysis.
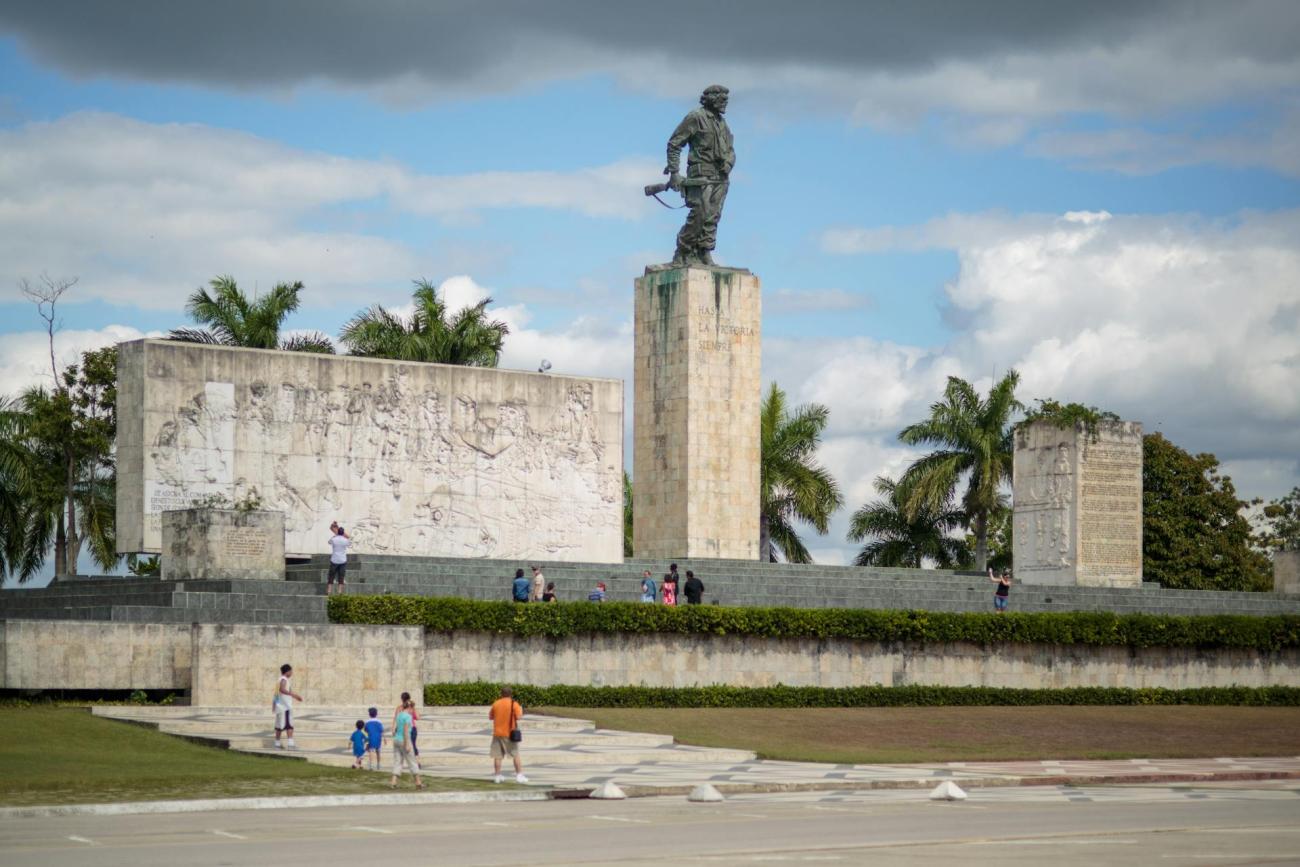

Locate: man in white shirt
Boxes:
[530,565,545,602]
[274,663,304,749]
[327,522,351,596]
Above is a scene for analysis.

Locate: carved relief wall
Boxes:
[117,340,623,562]
[1012,420,1143,588]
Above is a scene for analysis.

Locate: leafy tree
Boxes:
[759,383,842,563]
[897,371,1022,572]
[339,280,509,366]
[1257,487,1300,553]
[622,471,633,558]
[1142,432,1271,591]
[848,476,967,568]
[168,275,334,353]
[1,347,120,581]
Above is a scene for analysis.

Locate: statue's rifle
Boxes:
[643,176,714,209]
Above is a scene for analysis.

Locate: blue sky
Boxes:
[1,1,1297,570]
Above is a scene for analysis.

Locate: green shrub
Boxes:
[329,595,1300,652]
[425,681,1300,708]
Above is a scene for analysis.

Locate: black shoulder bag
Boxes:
[509,702,523,743]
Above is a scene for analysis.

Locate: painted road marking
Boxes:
[587,815,652,824]
[210,829,248,840]
[66,836,97,846]
[347,826,394,834]
[481,821,513,827]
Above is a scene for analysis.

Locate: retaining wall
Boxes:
[3,620,1298,702]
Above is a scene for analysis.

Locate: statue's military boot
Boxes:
[671,245,692,266]
[697,251,716,266]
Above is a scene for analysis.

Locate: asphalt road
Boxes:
[3,784,1299,866]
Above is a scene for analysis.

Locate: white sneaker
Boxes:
[286,739,296,749]
[493,774,504,784]
[515,774,529,784]
[275,741,284,749]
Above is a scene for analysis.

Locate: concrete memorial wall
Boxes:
[633,266,761,559]
[1013,420,1144,587]
[117,340,624,562]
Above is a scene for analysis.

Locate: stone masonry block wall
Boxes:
[425,631,1300,690]
[0,621,191,690]
[4,621,1298,699]
[190,623,425,707]
[116,339,623,562]
[633,266,761,559]
[1276,550,1300,595]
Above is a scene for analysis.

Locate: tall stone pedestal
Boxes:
[1012,420,1143,587]
[633,265,761,559]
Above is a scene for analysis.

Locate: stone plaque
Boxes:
[116,340,623,562]
[162,508,285,581]
[1013,420,1143,587]
[633,265,761,559]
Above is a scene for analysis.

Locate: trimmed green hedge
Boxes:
[426,681,1300,708]
[329,595,1300,652]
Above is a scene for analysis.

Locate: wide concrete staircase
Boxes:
[0,576,327,623]
[287,554,1300,617]
[6,555,1298,623]
[90,705,755,780]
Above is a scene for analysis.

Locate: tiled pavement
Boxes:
[92,706,1300,795]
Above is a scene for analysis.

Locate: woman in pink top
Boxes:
[661,573,678,606]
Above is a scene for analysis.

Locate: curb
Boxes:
[0,789,552,819]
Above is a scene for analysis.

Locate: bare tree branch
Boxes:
[19,273,78,387]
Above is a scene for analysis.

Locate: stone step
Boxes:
[245,744,756,768]
[220,730,675,751]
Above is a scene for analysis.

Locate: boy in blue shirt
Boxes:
[350,720,367,769]
[363,707,384,770]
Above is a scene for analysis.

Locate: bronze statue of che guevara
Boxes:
[655,84,734,267]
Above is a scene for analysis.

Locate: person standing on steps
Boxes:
[273,663,303,749]
[640,570,658,603]
[662,572,678,606]
[989,567,1012,612]
[327,522,351,596]
[683,570,705,605]
[530,565,546,602]
[489,686,528,784]
[512,568,531,602]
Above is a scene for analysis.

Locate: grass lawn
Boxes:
[0,706,498,806]
[537,706,1300,764]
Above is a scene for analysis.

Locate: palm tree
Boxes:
[339,280,509,366]
[168,275,334,353]
[759,383,843,563]
[622,471,634,558]
[847,476,968,568]
[0,396,54,582]
[897,371,1022,572]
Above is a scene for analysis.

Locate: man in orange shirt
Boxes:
[488,686,527,784]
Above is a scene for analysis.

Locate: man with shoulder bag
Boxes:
[488,686,528,784]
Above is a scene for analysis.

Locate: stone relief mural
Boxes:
[1013,433,1077,580]
[121,341,622,562]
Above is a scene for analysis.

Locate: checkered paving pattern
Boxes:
[91,706,1300,794]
